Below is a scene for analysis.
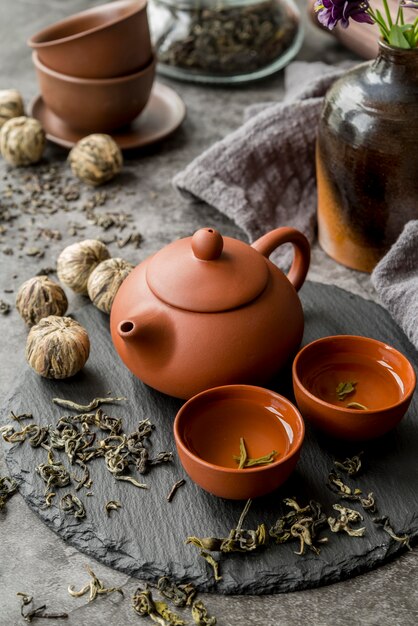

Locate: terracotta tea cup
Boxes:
[292,335,416,441]
[173,385,305,500]
[32,52,155,132]
[28,0,152,79]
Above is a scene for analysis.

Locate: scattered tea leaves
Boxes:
[17,592,68,622]
[0,475,18,511]
[68,565,124,602]
[327,471,362,500]
[60,493,86,520]
[132,586,185,625]
[334,453,363,476]
[52,396,126,411]
[115,475,148,489]
[373,516,412,550]
[167,479,186,503]
[199,551,222,583]
[192,600,217,626]
[105,500,122,516]
[269,497,328,555]
[0,299,11,314]
[328,504,366,537]
[157,577,196,608]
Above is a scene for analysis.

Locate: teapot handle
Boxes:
[251,227,310,292]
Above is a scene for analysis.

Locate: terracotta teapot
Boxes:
[110,227,310,399]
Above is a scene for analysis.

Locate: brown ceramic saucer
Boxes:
[28,82,186,150]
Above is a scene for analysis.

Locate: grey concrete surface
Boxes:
[1,1,417,625]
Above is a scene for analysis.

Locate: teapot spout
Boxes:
[117,309,162,342]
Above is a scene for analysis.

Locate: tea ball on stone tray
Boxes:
[0,89,24,127]
[87,257,134,314]
[57,239,111,295]
[0,116,45,166]
[69,134,123,186]
[26,315,90,379]
[16,275,68,326]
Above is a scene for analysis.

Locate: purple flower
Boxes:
[314,0,374,30]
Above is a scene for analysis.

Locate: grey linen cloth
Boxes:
[174,61,418,351]
[174,61,347,270]
[372,221,418,350]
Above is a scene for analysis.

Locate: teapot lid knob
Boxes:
[191,228,224,261]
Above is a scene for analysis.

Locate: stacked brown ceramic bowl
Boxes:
[28,0,155,133]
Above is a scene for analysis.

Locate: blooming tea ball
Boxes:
[26,316,90,379]
[69,134,123,186]
[57,239,111,295]
[16,275,68,326]
[0,116,45,166]
[87,258,134,314]
[0,89,25,127]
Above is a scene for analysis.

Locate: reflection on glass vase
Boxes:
[316,41,418,273]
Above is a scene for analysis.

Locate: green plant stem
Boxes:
[382,0,393,27]
[368,7,390,39]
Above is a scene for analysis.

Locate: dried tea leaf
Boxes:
[328,504,366,537]
[68,565,124,602]
[52,396,125,411]
[334,453,363,476]
[192,600,217,625]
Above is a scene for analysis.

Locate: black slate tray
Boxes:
[1,282,417,594]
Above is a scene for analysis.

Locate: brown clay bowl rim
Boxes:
[173,384,305,474]
[28,0,147,49]
[32,51,155,84]
[292,334,416,416]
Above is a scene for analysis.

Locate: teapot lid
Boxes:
[146,227,269,312]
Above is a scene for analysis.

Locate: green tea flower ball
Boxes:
[57,239,111,294]
[87,258,134,314]
[16,275,68,326]
[0,116,45,166]
[69,134,123,186]
[26,316,90,379]
[0,89,24,127]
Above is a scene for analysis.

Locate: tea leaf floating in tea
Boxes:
[0,475,18,511]
[157,577,196,607]
[191,600,217,626]
[237,437,247,469]
[17,592,68,622]
[167,479,186,503]
[105,500,122,516]
[328,504,366,537]
[269,498,328,555]
[69,565,124,602]
[336,381,357,401]
[373,516,412,551]
[132,586,185,625]
[233,437,277,468]
[346,402,369,410]
[52,396,125,412]
[334,453,363,476]
[60,493,86,520]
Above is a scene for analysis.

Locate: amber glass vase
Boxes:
[316,42,418,272]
